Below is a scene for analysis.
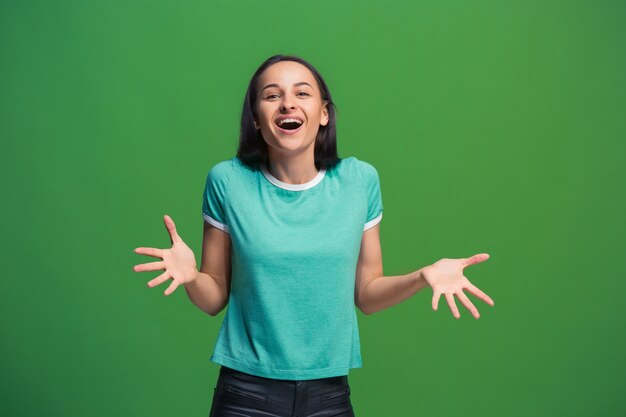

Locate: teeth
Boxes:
[278,118,303,126]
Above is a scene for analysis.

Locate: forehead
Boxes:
[257,61,318,91]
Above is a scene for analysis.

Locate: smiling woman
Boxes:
[132,54,495,417]
[251,61,331,176]
[238,55,339,176]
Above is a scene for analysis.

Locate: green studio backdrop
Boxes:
[1,0,624,416]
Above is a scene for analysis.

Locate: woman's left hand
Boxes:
[421,253,495,319]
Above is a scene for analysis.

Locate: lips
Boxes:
[274,116,304,134]
[275,123,303,135]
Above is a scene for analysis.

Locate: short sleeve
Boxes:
[363,162,383,231]
[201,160,233,233]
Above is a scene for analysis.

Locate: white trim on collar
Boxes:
[260,164,326,191]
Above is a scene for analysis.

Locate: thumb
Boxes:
[163,214,182,244]
[461,253,490,268]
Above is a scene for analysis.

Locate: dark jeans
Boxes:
[209,365,356,417]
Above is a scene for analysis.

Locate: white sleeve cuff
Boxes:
[202,212,230,233]
[363,212,383,231]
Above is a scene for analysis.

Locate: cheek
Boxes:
[259,119,274,130]
[256,106,275,125]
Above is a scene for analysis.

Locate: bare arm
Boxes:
[184,221,232,316]
[354,223,495,318]
[354,223,428,315]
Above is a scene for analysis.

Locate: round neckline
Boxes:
[260,164,326,191]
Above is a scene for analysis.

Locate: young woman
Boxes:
[133,54,495,417]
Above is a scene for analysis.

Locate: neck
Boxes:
[266,149,319,185]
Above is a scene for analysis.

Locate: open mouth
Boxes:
[274,117,304,132]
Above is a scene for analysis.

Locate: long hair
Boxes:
[236,55,340,171]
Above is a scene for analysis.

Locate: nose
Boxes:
[280,98,296,112]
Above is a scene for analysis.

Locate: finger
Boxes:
[432,291,442,311]
[133,261,166,272]
[164,280,180,296]
[461,253,490,269]
[465,282,495,306]
[445,293,461,319]
[134,247,164,259]
[456,290,480,319]
[147,271,170,288]
[164,215,182,244]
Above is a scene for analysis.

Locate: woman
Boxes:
[133,54,495,417]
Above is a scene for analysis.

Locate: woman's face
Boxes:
[254,61,329,159]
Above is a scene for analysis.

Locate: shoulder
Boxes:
[337,156,379,181]
[206,157,239,184]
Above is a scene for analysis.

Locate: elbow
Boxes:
[355,276,380,316]
[207,308,222,317]
[356,300,373,316]
[206,299,229,317]
[207,289,230,316]
[207,304,227,317]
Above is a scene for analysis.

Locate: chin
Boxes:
[264,130,313,147]
[267,137,316,155]
[272,142,311,154]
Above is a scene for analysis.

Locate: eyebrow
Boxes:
[261,81,313,92]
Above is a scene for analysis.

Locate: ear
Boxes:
[254,119,260,130]
[320,101,330,127]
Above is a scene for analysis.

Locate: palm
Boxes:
[423,253,494,319]
[167,239,197,282]
[133,215,197,296]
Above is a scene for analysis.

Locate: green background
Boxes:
[2,0,624,416]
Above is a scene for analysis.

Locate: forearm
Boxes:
[358,267,429,315]
[183,271,228,316]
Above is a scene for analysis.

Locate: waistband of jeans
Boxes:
[219,365,348,383]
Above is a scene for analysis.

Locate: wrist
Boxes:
[184,269,200,286]
[412,267,430,290]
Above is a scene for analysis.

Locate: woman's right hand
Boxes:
[133,214,198,296]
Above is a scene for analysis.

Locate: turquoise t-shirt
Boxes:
[201,156,383,380]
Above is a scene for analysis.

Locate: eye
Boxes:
[297,91,310,97]
[265,94,279,99]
